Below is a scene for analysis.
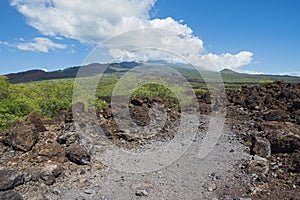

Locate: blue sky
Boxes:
[0,0,299,75]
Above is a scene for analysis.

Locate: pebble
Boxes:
[84,189,94,194]
[135,189,148,196]
[207,182,217,192]
[271,172,278,178]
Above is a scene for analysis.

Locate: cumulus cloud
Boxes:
[10,0,253,70]
[10,0,156,42]
[16,37,67,53]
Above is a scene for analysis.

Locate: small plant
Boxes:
[258,79,274,85]
[290,172,297,177]
[194,88,207,96]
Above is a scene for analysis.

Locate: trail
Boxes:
[40,115,250,200]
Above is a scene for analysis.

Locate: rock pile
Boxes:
[226,81,300,198]
[97,97,181,148]
[0,110,96,199]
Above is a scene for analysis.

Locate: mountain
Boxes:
[4,62,139,84]
[220,69,240,75]
[3,61,300,84]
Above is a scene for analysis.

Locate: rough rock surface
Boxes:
[66,144,91,165]
[5,120,37,152]
[0,190,22,200]
[26,111,47,132]
[247,156,269,175]
[226,81,300,199]
[0,170,24,191]
[39,162,63,185]
[251,136,271,158]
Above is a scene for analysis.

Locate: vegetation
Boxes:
[1,63,299,131]
[258,79,274,85]
[0,76,74,130]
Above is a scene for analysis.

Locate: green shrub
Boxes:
[258,79,274,85]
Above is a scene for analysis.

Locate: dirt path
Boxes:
[19,115,250,200]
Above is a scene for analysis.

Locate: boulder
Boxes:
[269,133,300,154]
[57,131,80,146]
[245,95,264,110]
[39,162,63,186]
[35,142,66,163]
[6,120,37,152]
[263,110,288,122]
[251,137,271,158]
[66,144,91,165]
[259,121,300,153]
[0,170,24,191]
[26,111,47,132]
[130,105,150,126]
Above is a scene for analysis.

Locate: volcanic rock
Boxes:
[269,132,300,154]
[251,137,271,158]
[6,120,37,152]
[39,162,63,185]
[135,189,148,196]
[0,170,24,191]
[26,111,47,132]
[0,190,22,200]
[66,144,91,165]
[130,105,150,126]
[35,142,66,163]
[57,131,80,146]
[247,156,269,175]
[264,110,288,122]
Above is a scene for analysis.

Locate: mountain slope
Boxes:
[5,62,139,84]
[3,62,300,84]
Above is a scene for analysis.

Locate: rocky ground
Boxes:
[0,81,299,200]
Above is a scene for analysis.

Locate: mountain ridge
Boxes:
[3,62,300,84]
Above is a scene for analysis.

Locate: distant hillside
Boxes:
[5,62,139,84]
[220,69,240,75]
[3,62,300,84]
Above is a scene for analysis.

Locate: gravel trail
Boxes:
[36,115,250,200]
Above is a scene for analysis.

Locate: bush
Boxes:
[0,79,74,130]
[259,79,274,85]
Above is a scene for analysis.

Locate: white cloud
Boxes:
[10,0,156,42]
[16,37,67,53]
[278,72,300,77]
[0,41,10,46]
[1,37,67,52]
[196,51,254,71]
[236,69,264,75]
[10,0,253,70]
